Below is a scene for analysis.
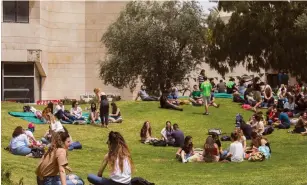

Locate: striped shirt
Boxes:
[198,75,204,84]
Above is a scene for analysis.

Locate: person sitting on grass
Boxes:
[9,126,32,156]
[171,124,185,147]
[225,132,244,162]
[70,101,84,121]
[289,119,306,134]
[176,136,195,163]
[226,78,237,94]
[239,119,252,140]
[140,121,157,144]
[263,85,275,108]
[273,108,291,129]
[258,138,271,159]
[36,131,84,185]
[167,87,180,105]
[284,96,295,116]
[87,131,133,185]
[43,108,64,133]
[54,101,72,123]
[249,114,264,136]
[89,102,99,124]
[211,133,223,155]
[267,105,279,125]
[135,85,159,101]
[189,85,203,106]
[200,76,212,115]
[109,102,123,123]
[160,121,174,145]
[203,136,220,162]
[247,132,262,152]
[160,91,183,111]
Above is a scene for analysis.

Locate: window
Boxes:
[1,62,38,103]
[3,1,29,23]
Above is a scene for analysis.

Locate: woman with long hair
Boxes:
[36,131,84,185]
[9,126,32,156]
[87,131,133,185]
[176,136,195,163]
[203,136,220,162]
[70,101,84,120]
[89,102,99,124]
[160,121,173,143]
[43,108,64,133]
[109,102,123,123]
[140,121,157,143]
[263,85,274,107]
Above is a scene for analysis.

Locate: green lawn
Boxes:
[2,100,307,185]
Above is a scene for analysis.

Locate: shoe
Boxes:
[203,112,209,115]
[217,104,220,108]
[182,159,187,163]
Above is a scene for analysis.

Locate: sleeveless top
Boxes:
[110,158,131,184]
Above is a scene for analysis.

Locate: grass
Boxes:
[1,99,307,185]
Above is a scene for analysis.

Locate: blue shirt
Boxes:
[10,134,29,149]
[258,145,271,159]
[279,112,290,126]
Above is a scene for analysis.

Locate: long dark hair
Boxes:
[12,126,23,138]
[140,121,151,138]
[165,121,172,132]
[91,103,97,112]
[111,102,117,114]
[72,101,78,108]
[204,136,216,155]
[182,136,193,154]
[107,131,133,173]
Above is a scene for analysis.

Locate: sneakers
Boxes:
[203,112,210,115]
[182,159,188,163]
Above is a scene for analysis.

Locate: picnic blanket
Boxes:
[8,112,91,124]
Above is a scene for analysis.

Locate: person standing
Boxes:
[200,76,212,115]
[198,70,206,90]
[100,93,110,128]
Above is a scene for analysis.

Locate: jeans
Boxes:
[11,146,31,156]
[87,174,129,185]
[100,112,109,125]
[37,174,84,185]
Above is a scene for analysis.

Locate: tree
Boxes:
[295,10,307,31]
[99,1,206,93]
[206,2,307,80]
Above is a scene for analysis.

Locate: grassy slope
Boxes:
[1,100,307,185]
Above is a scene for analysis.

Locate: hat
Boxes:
[28,123,35,129]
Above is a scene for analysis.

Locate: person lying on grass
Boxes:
[203,136,220,162]
[109,102,123,123]
[135,85,159,101]
[189,84,203,106]
[36,131,84,185]
[140,121,158,144]
[87,131,133,185]
[224,132,244,162]
[176,136,195,163]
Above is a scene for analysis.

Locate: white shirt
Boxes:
[54,105,65,114]
[70,107,82,118]
[229,141,244,162]
[24,130,35,140]
[110,158,131,184]
[51,121,64,132]
[284,102,295,111]
[10,134,29,149]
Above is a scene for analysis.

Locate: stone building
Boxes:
[1,1,295,103]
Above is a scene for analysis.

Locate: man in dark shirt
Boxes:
[171,124,184,147]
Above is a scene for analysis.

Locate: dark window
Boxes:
[3,77,34,103]
[3,1,29,23]
[267,74,278,89]
[3,63,34,76]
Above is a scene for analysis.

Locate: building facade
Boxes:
[1,1,296,103]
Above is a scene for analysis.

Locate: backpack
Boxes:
[31,148,45,158]
[23,106,31,112]
[70,141,82,150]
[208,128,222,135]
[221,135,231,141]
[263,126,274,135]
[235,113,244,127]
[131,177,155,185]
[152,140,167,147]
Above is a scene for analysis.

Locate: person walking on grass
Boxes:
[200,76,212,115]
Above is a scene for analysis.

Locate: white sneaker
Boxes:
[182,159,187,163]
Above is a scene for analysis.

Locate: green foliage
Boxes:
[100,1,206,93]
[295,10,307,31]
[207,2,307,80]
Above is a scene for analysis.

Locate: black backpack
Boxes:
[263,126,274,135]
[23,106,31,112]
[31,148,45,158]
[131,177,155,185]
[152,140,167,147]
